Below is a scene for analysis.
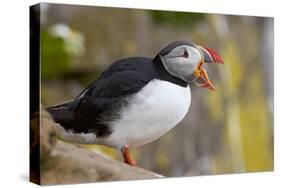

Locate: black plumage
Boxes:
[47,42,190,138]
[158,41,196,56]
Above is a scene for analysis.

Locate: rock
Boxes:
[41,141,162,185]
[40,106,59,161]
[32,107,162,185]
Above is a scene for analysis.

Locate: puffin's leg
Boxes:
[121,144,136,166]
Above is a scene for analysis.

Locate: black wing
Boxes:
[56,57,156,137]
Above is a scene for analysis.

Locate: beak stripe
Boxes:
[205,47,224,64]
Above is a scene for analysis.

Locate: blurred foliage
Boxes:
[150,11,205,27]
[41,24,85,80]
[205,15,273,173]
[40,4,273,177]
[41,31,72,79]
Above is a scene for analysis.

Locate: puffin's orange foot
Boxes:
[121,144,136,166]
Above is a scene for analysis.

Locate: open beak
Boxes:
[193,46,224,91]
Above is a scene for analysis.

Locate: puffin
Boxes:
[47,41,224,166]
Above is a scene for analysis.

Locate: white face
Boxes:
[160,45,203,82]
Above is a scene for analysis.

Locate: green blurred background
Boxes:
[40,3,274,176]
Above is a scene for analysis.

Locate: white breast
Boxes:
[98,79,191,149]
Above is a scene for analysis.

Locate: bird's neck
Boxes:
[152,55,188,88]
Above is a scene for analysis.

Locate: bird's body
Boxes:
[47,41,224,165]
[49,56,190,148]
[96,80,190,148]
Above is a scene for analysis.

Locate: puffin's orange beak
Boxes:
[193,46,224,91]
[194,67,215,91]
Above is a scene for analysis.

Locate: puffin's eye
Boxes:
[183,50,189,58]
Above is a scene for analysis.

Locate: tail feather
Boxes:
[47,101,76,125]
